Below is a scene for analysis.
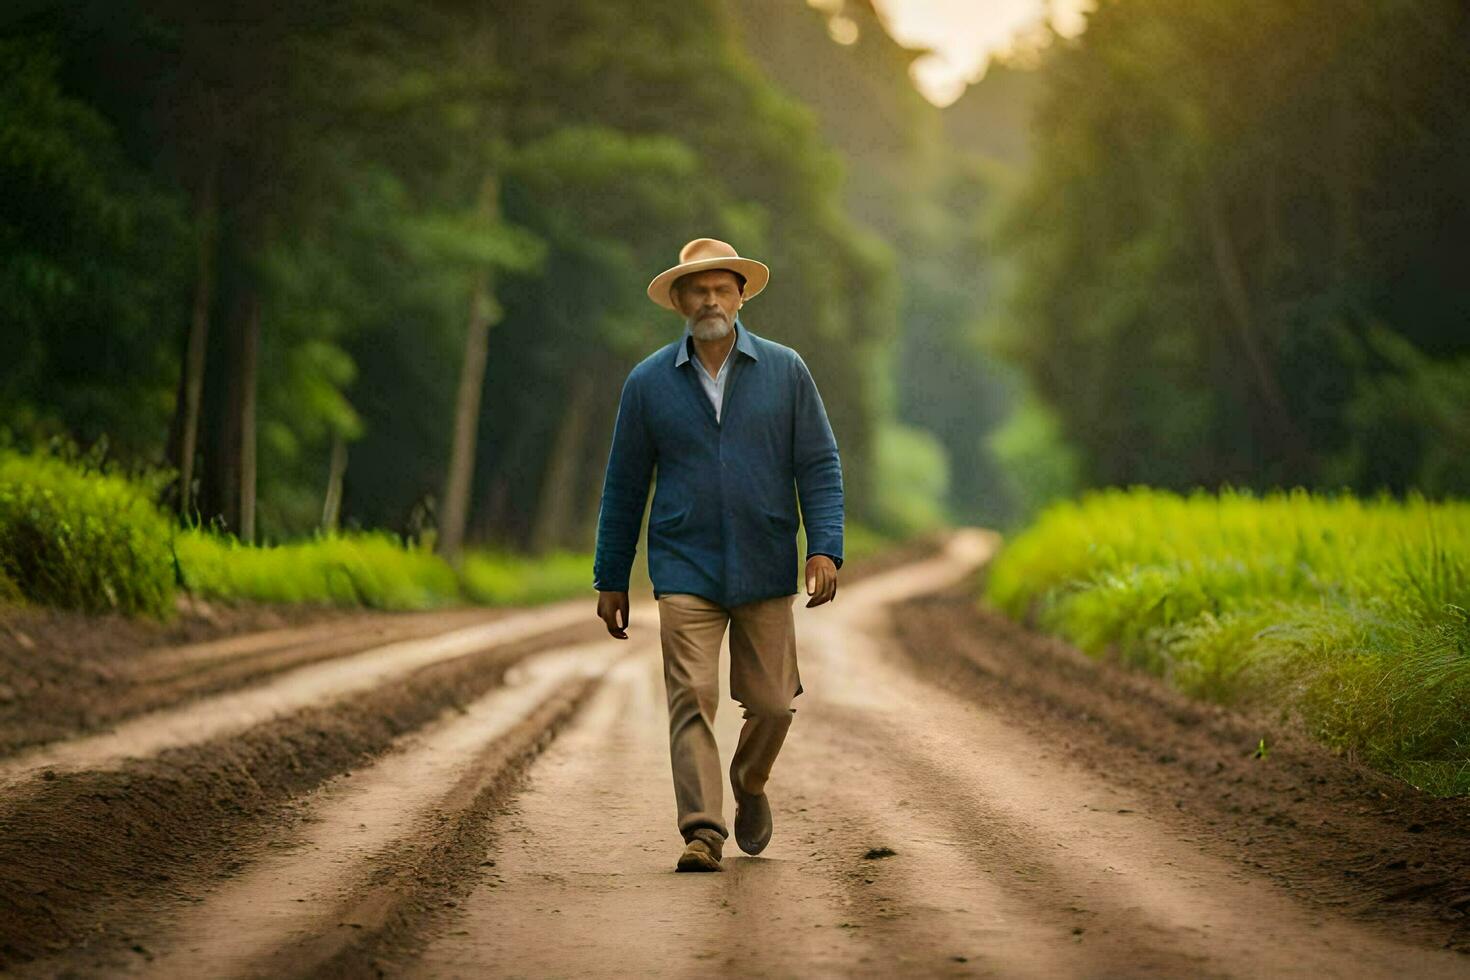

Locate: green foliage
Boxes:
[175,530,594,611]
[459,548,592,607]
[870,422,950,538]
[0,33,191,459]
[175,529,462,611]
[999,0,1470,497]
[0,569,22,605]
[0,449,595,614]
[987,488,1470,795]
[740,0,1032,529]
[3,1,906,548]
[0,449,176,617]
[986,397,1081,530]
[1325,326,1470,497]
[0,444,923,617]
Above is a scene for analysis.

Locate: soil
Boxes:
[0,535,947,975]
[0,615,606,969]
[886,571,1470,954]
[6,529,1465,978]
[0,532,942,759]
[0,600,507,754]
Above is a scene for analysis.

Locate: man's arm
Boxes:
[593,372,655,596]
[792,352,844,576]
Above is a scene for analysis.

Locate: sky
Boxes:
[814,0,1091,107]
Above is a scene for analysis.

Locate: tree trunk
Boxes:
[236,293,261,543]
[1200,172,1307,468]
[321,431,348,532]
[438,172,503,563]
[211,290,244,535]
[177,159,220,517]
[530,373,594,553]
[162,141,222,518]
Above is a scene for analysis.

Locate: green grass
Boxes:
[1,447,920,620]
[175,529,466,611]
[0,450,176,616]
[0,448,595,616]
[986,487,1470,795]
[175,532,597,612]
[460,548,594,607]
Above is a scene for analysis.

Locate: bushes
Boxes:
[0,451,175,616]
[987,488,1470,795]
[175,530,464,611]
[0,449,593,617]
[870,422,951,537]
[460,549,591,607]
[0,447,909,620]
[176,531,599,612]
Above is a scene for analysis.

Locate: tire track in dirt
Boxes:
[15,529,1463,977]
[382,531,1464,978]
[0,598,653,788]
[1,602,398,754]
[0,617,615,970]
[0,536,952,975]
[889,585,1470,954]
[402,637,883,979]
[390,532,1070,978]
[122,607,511,703]
[91,537,958,980]
[108,641,640,979]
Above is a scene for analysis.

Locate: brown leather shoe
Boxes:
[733,788,772,855]
[676,837,723,872]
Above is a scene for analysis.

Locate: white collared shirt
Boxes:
[689,333,734,422]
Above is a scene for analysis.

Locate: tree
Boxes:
[998,0,1470,496]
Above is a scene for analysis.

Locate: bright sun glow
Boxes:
[835,0,1091,107]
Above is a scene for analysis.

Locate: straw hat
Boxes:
[646,237,770,311]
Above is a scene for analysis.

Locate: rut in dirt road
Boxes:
[24,529,1458,980]
[394,533,1468,980]
[0,538,939,974]
[10,531,1468,978]
[0,595,647,969]
[0,596,645,787]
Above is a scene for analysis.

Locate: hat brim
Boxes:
[646,256,770,311]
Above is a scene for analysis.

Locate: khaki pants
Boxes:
[656,591,803,845]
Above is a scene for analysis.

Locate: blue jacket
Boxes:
[592,314,844,607]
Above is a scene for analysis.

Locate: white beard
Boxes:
[690,313,733,341]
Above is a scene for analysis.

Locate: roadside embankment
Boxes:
[892,573,1470,956]
[986,488,1470,796]
[0,530,947,972]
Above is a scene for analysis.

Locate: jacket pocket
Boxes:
[650,501,692,533]
[762,506,798,533]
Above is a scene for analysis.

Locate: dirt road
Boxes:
[5,531,1468,978]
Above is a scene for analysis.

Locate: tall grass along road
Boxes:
[988,488,1470,796]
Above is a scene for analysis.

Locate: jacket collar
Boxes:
[673,313,758,368]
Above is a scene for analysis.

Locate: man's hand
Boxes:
[804,555,838,607]
[597,590,631,639]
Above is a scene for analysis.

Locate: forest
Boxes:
[2,0,1467,601]
[3,0,915,557]
[1000,0,1470,498]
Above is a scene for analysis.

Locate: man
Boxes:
[592,237,844,873]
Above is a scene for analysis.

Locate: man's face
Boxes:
[673,270,742,341]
